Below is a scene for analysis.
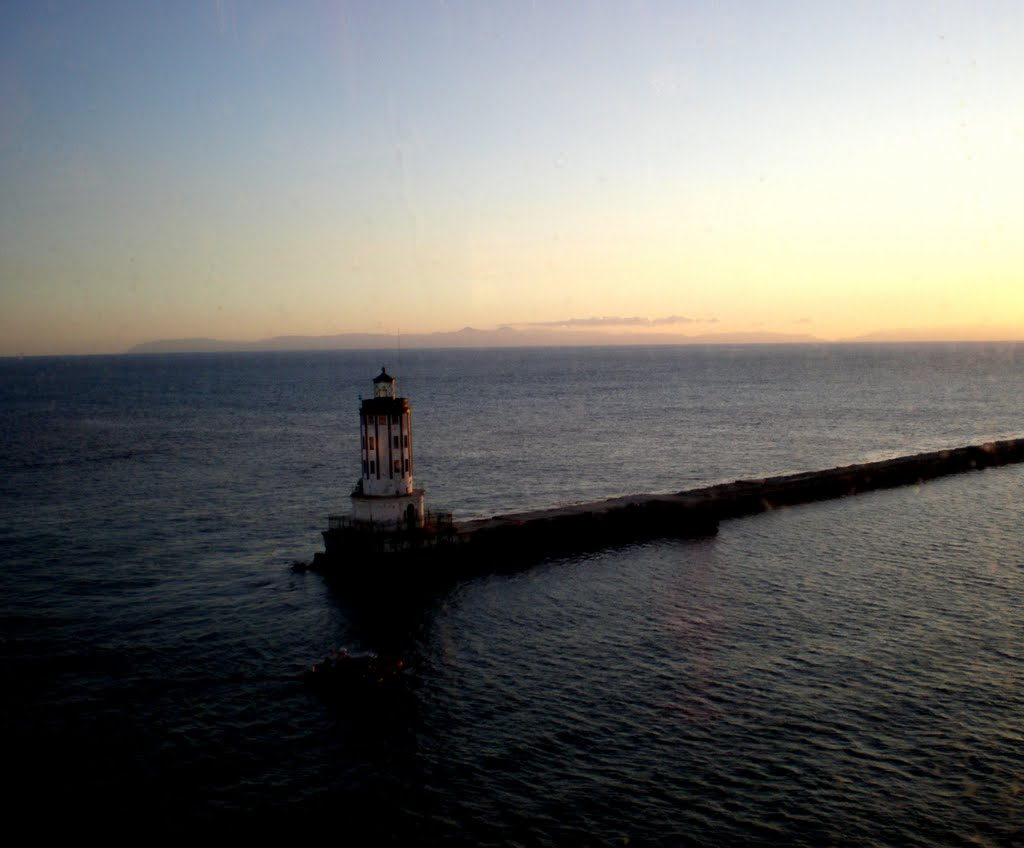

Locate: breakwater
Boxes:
[314,438,1024,577]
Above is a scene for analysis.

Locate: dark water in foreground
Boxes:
[1,345,1022,842]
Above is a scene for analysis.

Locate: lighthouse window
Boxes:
[361,436,366,450]
[393,435,400,449]
[367,436,375,451]
[369,460,376,474]
[377,416,386,425]
[402,435,409,447]
[403,459,409,472]
[394,459,401,472]
[392,414,400,424]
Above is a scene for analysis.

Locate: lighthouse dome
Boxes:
[372,367,396,399]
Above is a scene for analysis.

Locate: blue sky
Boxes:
[3,1,1024,353]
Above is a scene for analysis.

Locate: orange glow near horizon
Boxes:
[3,3,1024,355]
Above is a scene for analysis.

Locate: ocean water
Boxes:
[1,344,1022,842]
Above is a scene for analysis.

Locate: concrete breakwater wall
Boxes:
[672,436,1024,518]
[454,437,1024,560]
[314,438,1024,576]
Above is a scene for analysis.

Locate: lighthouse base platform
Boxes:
[317,508,458,572]
[350,490,425,528]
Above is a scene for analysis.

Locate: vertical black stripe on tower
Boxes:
[388,417,394,478]
[374,417,381,478]
[407,410,413,480]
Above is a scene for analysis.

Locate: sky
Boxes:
[2,1,1024,355]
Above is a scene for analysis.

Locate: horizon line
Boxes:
[6,335,1024,360]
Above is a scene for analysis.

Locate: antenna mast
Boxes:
[396,328,402,394]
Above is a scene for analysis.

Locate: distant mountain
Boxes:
[847,325,1024,343]
[127,327,823,353]
[128,337,254,353]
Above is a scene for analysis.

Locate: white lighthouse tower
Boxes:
[350,367,425,528]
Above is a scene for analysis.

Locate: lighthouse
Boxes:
[350,367,425,528]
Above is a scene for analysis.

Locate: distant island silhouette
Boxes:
[126,323,1024,354]
[127,327,824,353]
